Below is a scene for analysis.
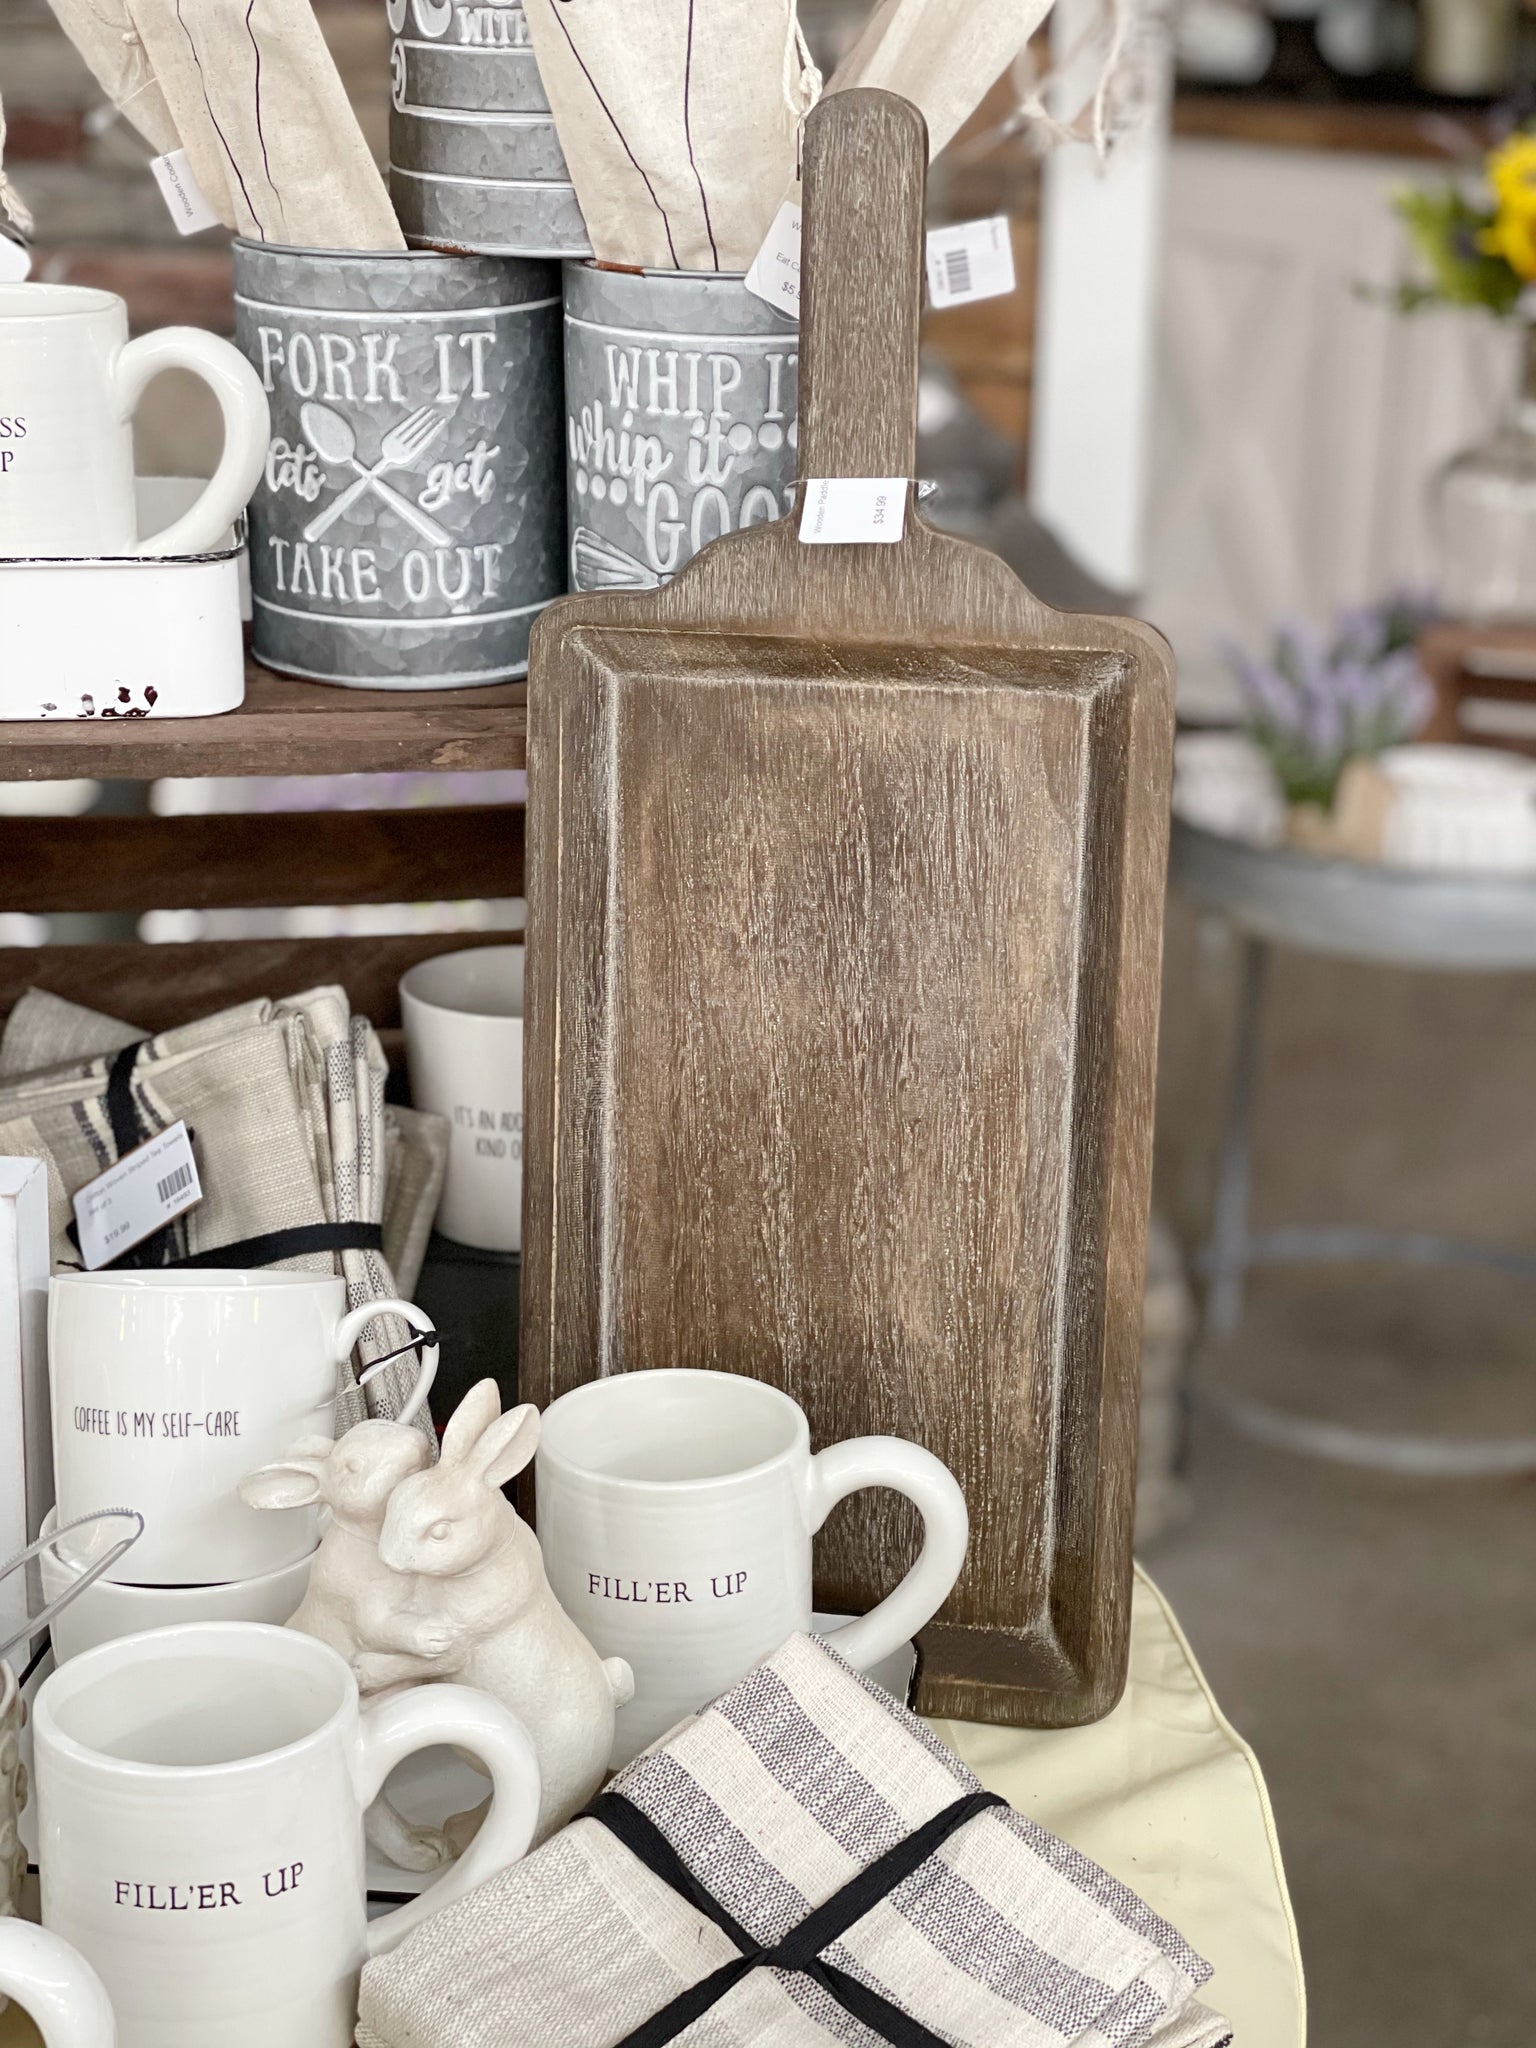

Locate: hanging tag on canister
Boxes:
[150,149,222,236]
[745,196,803,317]
[925,217,1015,309]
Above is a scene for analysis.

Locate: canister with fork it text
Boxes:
[234,243,564,687]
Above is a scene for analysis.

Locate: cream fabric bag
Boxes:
[45,0,403,249]
[519,0,814,269]
[522,0,1065,270]
[825,0,1056,159]
[0,81,35,239]
[40,0,180,155]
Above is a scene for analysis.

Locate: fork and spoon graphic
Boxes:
[300,401,452,547]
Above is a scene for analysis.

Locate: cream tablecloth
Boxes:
[0,1569,1303,2048]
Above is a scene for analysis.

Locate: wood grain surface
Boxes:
[522,90,1175,1726]
[0,931,516,1037]
[0,661,527,783]
[0,805,523,915]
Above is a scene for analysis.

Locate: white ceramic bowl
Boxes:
[1378,744,1536,873]
[38,1509,314,1664]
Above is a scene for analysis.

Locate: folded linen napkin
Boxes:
[0,986,447,1435]
[358,1632,1232,2048]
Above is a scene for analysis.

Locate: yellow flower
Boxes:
[1481,203,1536,280]
[1487,132,1536,215]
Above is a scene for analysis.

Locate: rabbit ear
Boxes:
[468,1403,541,1488]
[238,1452,329,1511]
[439,1379,505,1466]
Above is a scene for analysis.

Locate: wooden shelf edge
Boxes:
[0,658,528,782]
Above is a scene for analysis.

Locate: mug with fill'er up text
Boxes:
[535,1369,969,1764]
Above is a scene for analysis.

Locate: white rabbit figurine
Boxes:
[363,1380,633,1842]
[238,1419,452,1871]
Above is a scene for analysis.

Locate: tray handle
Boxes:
[797,88,927,490]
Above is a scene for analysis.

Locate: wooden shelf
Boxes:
[0,658,528,783]
[0,931,516,1037]
[1173,93,1496,160]
[0,805,523,915]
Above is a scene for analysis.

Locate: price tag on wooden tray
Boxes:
[799,477,909,545]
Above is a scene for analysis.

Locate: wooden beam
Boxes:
[0,661,529,781]
[0,805,524,914]
[23,246,237,335]
[1172,93,1495,160]
[0,931,520,1037]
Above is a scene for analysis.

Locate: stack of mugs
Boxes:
[39,1271,438,1662]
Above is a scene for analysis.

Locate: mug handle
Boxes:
[112,328,270,558]
[335,1298,439,1426]
[0,1922,116,2048]
[355,1683,541,1957]
[803,1437,969,1673]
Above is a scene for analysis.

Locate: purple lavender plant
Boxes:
[1225,592,1437,807]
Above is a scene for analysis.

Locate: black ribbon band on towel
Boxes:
[77,1043,392,1273]
[587,1787,1006,2048]
[105,1039,147,1161]
[173,1222,385,1268]
[66,1215,387,1272]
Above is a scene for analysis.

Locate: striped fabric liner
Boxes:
[358,1632,1232,2048]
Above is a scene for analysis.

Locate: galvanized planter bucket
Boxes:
[389,0,590,259]
[233,242,564,687]
[563,263,799,593]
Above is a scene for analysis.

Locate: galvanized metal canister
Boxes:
[233,242,564,687]
[563,264,799,592]
[389,0,590,259]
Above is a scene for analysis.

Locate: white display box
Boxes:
[0,478,246,722]
[0,1158,51,1650]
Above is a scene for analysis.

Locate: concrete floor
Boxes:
[1148,901,1536,2048]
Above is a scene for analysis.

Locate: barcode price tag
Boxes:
[744,198,803,318]
[149,149,221,237]
[925,217,1015,310]
[799,477,908,546]
[73,1121,203,1271]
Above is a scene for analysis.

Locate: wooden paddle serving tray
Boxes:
[522,88,1175,1727]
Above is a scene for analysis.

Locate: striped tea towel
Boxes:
[358,1631,1232,2048]
[0,986,446,1434]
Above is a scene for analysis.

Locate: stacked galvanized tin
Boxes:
[232,0,580,690]
[386,0,798,623]
[388,0,590,261]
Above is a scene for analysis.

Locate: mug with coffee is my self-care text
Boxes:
[49,1271,438,1586]
[0,283,269,559]
[535,1369,969,1764]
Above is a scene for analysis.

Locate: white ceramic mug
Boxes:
[535,1369,969,1765]
[0,1921,116,2048]
[37,1509,315,1663]
[33,1623,541,2048]
[49,1272,438,1586]
[0,283,269,559]
[401,945,524,1253]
